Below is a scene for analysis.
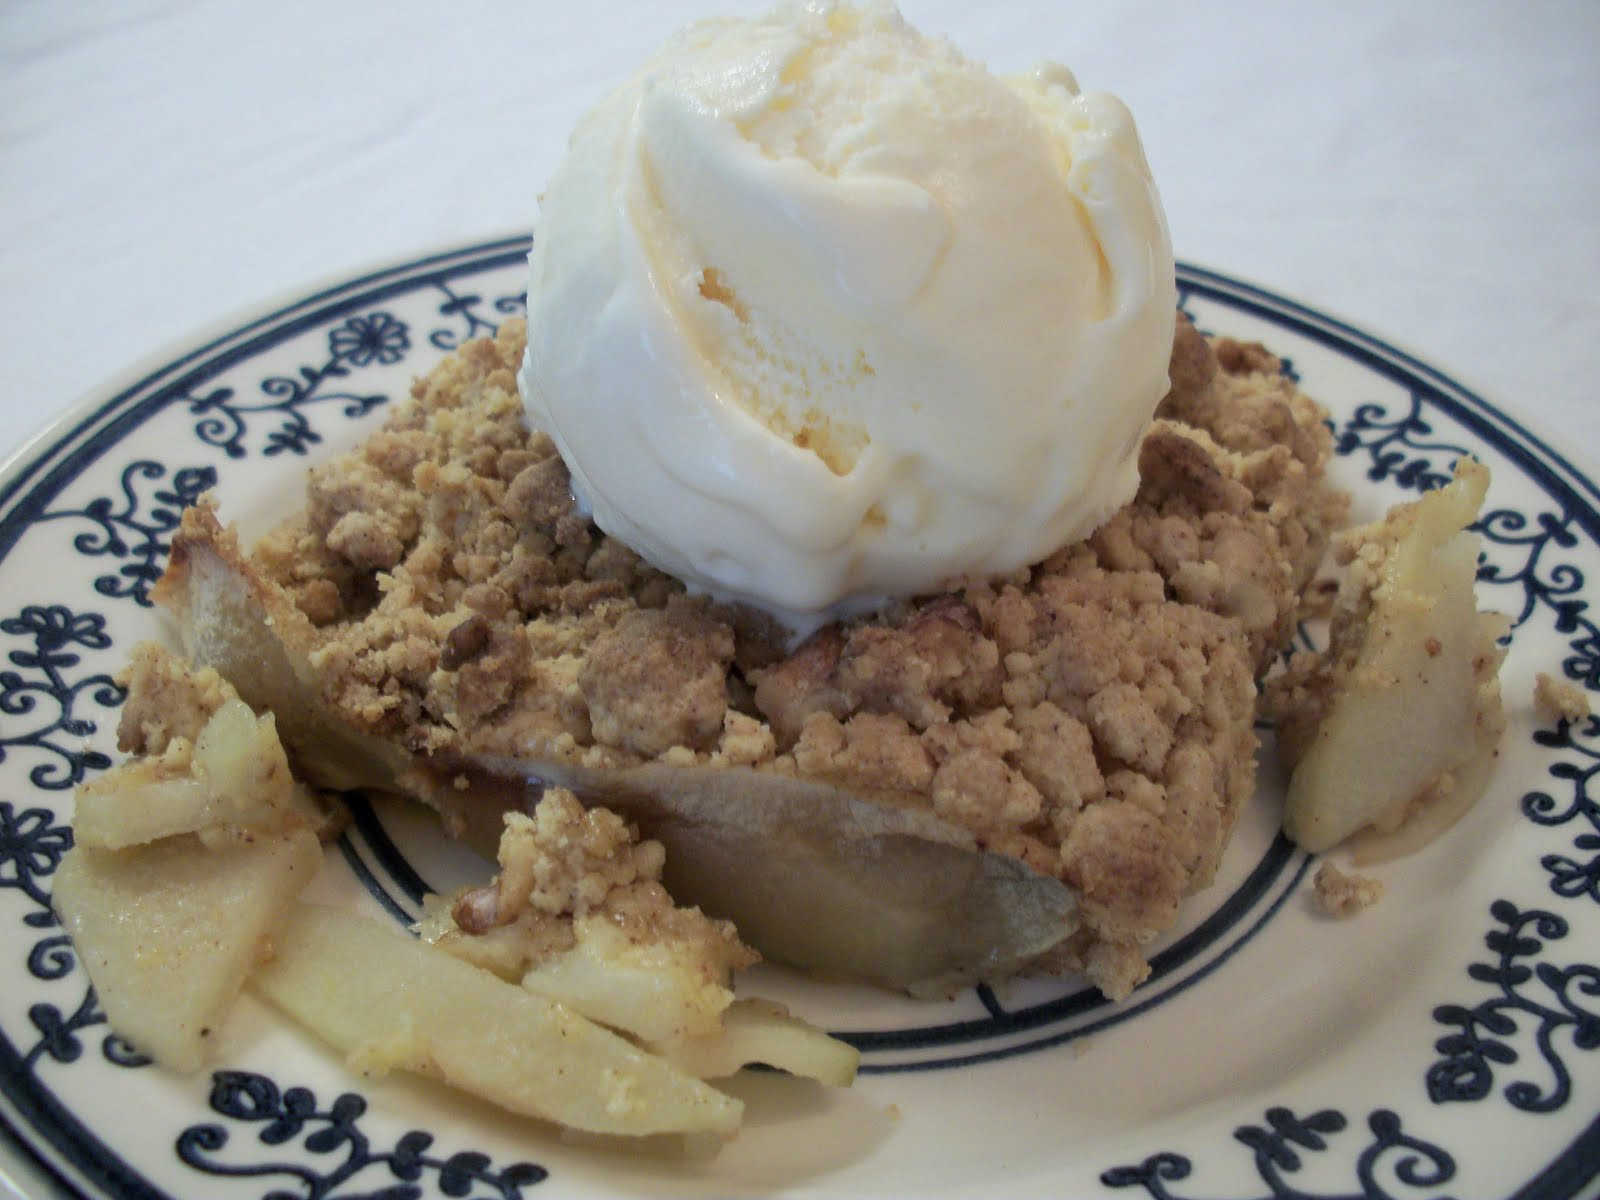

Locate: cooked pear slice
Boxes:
[252,904,743,1139]
[426,904,859,1086]
[520,912,735,1045]
[52,829,321,1073]
[649,998,860,1085]
[1271,459,1508,856]
[70,764,211,850]
[73,698,312,850]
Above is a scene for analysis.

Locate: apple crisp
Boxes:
[159,315,1344,1000]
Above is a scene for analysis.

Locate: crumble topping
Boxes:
[454,790,667,929]
[115,641,235,762]
[582,607,736,757]
[1091,323,1348,669]
[193,313,1340,999]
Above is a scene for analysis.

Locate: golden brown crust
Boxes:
[164,315,1341,999]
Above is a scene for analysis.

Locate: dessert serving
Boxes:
[37,0,1520,1165]
[159,308,1341,1009]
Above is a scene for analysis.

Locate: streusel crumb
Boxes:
[439,788,755,984]
[1534,672,1591,726]
[116,641,235,760]
[1312,861,1385,917]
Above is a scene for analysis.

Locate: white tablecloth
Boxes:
[4,1,1598,464]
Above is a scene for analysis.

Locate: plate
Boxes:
[0,238,1596,1199]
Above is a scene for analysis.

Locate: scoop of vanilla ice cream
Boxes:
[521,1,1176,633]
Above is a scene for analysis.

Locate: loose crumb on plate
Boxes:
[1312,861,1384,918]
[1534,672,1591,726]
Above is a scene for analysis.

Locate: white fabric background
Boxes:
[3,1,1598,468]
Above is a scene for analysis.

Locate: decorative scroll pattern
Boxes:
[177,1072,548,1199]
[184,311,405,457]
[37,461,216,606]
[0,605,123,791]
[1101,1108,1454,1200]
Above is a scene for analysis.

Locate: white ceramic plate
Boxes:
[0,238,1595,1200]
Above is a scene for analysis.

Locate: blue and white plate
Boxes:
[0,238,1595,1199]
